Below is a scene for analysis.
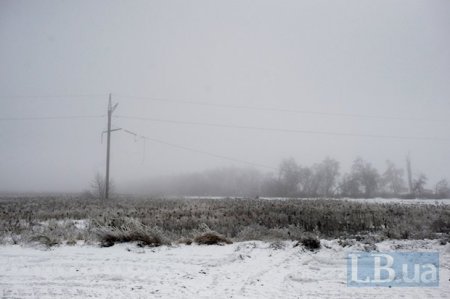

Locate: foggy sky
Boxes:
[1,0,449,192]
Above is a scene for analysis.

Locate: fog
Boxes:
[0,0,449,193]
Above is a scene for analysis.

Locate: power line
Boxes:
[116,95,448,123]
[115,115,450,142]
[0,115,105,121]
[2,92,446,123]
[0,94,107,99]
[120,128,277,171]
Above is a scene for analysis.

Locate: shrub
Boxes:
[194,232,232,245]
[98,227,165,247]
[439,234,449,245]
[66,239,77,246]
[299,234,321,251]
[96,218,167,247]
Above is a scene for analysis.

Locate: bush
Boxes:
[96,218,167,247]
[439,234,449,245]
[194,232,232,245]
[66,239,77,246]
[299,234,321,251]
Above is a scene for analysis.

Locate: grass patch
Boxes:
[96,218,167,247]
[1,196,449,245]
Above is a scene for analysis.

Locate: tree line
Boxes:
[131,157,449,199]
[266,157,449,199]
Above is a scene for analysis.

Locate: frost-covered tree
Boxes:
[412,173,427,197]
[435,179,450,198]
[297,166,314,196]
[278,158,301,197]
[381,160,405,195]
[352,158,380,198]
[90,173,112,200]
[339,158,379,198]
[339,173,361,197]
[278,157,339,197]
[312,157,340,197]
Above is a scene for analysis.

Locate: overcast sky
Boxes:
[1,0,449,192]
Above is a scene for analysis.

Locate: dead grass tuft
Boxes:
[29,235,60,248]
[96,218,167,247]
[194,232,232,245]
[297,234,321,251]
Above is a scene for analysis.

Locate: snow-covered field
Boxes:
[336,197,450,206]
[1,240,449,298]
[182,196,450,206]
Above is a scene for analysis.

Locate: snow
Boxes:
[38,219,89,230]
[336,197,450,206]
[1,240,449,298]
[181,196,450,205]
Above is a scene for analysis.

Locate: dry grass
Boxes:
[0,195,449,245]
[29,235,60,248]
[194,232,232,245]
[95,218,167,247]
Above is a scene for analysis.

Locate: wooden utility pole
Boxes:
[105,94,118,200]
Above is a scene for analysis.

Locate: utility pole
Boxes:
[105,94,118,200]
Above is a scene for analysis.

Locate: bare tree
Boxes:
[340,158,379,198]
[297,166,314,196]
[381,160,405,195]
[338,173,360,198]
[91,173,113,200]
[412,173,427,198]
[313,157,340,197]
[278,158,301,197]
[277,157,340,197]
[435,179,450,198]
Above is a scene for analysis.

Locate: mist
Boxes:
[1,0,449,194]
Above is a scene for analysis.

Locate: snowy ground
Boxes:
[335,197,450,206]
[1,240,449,298]
[182,196,450,206]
